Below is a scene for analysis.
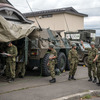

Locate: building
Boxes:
[23,7,88,36]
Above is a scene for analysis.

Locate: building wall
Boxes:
[28,13,84,37]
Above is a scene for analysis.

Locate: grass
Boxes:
[81,94,92,99]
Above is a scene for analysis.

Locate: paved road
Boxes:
[0,66,100,100]
[85,98,100,100]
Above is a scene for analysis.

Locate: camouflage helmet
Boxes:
[7,41,12,45]
[71,43,76,48]
[49,43,54,48]
[90,42,95,45]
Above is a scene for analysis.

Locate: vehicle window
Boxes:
[79,44,84,50]
[83,43,91,48]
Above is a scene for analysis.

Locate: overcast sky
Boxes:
[9,0,100,36]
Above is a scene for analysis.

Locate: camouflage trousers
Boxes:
[97,63,100,81]
[48,61,55,79]
[88,62,96,78]
[69,61,78,76]
[16,62,25,77]
[6,62,16,78]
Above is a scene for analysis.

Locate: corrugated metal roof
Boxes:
[23,7,88,17]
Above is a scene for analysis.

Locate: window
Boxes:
[42,14,53,18]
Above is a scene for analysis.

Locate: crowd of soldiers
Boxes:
[0,40,100,86]
[48,41,100,86]
[68,41,100,86]
[0,42,26,83]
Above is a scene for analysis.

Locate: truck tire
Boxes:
[57,52,66,72]
[65,57,70,71]
[41,53,50,76]
[84,56,88,67]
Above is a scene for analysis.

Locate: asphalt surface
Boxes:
[85,98,100,100]
[0,66,100,100]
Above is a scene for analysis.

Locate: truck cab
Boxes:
[71,41,91,66]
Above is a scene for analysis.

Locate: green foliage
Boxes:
[82,94,92,99]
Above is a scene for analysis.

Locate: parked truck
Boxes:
[65,30,96,66]
[26,28,71,76]
[0,1,71,76]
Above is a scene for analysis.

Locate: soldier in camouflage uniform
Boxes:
[6,42,18,82]
[16,48,25,78]
[68,43,79,80]
[47,44,57,83]
[96,46,100,86]
[81,41,98,83]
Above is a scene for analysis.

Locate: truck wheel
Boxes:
[57,52,66,72]
[41,53,50,76]
[65,57,70,71]
[84,56,88,67]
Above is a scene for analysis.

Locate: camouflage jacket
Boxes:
[97,54,100,63]
[68,49,78,62]
[86,48,98,62]
[49,49,57,63]
[6,45,18,62]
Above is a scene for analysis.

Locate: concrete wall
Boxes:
[28,13,84,37]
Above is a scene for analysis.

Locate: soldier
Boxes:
[68,43,79,80]
[96,46,100,86]
[6,42,18,82]
[47,44,57,83]
[16,48,25,78]
[81,41,98,83]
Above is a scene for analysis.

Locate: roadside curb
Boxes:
[53,90,100,100]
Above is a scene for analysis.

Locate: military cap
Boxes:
[90,42,95,45]
[72,43,76,48]
[49,44,54,48]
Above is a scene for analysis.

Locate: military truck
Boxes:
[27,28,71,76]
[95,36,100,48]
[65,29,96,66]
[0,1,71,76]
[70,41,91,66]
[0,1,34,75]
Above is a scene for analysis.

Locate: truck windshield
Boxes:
[83,43,91,48]
[80,42,91,50]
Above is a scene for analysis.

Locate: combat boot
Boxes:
[49,78,56,83]
[93,77,97,83]
[19,76,24,78]
[8,78,15,83]
[68,75,71,80]
[88,77,92,81]
[6,77,10,81]
[96,80,100,86]
[71,75,76,80]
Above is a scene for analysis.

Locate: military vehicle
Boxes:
[95,36,100,48]
[27,29,71,76]
[65,29,96,66]
[0,1,71,76]
[70,41,91,66]
[0,1,34,75]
